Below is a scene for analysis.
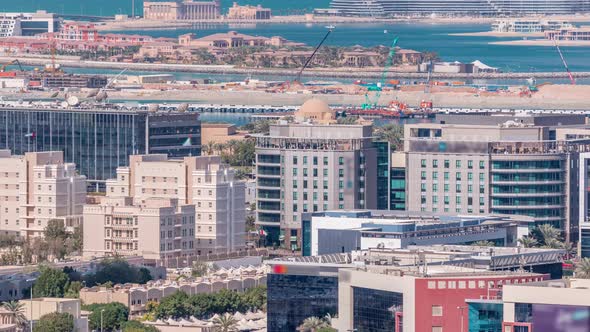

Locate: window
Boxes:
[323,169,328,176]
[468,160,473,169]
[444,160,449,168]
[323,180,328,189]
[303,156,308,165]
[444,196,449,205]
[313,156,318,165]
[421,183,426,192]
[456,160,461,168]
[444,184,449,192]
[421,159,427,168]
[339,157,344,165]
[432,172,438,180]
[444,172,449,181]
[479,173,485,182]
[432,327,443,332]
[468,185,473,193]
[456,172,462,181]
[339,169,344,177]
[313,169,318,177]
[432,196,438,204]
[293,156,298,165]
[293,180,297,189]
[323,157,328,165]
[432,305,443,316]
[338,181,344,189]
[433,183,438,192]
[432,160,438,168]
[456,184,461,193]
[421,171,427,180]
[293,168,298,176]
[456,196,461,204]
[479,161,485,169]
[468,173,473,181]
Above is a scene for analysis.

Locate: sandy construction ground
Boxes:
[4,84,590,110]
[490,39,590,47]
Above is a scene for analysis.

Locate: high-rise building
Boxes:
[84,154,245,260]
[0,102,201,190]
[0,150,86,238]
[254,99,382,250]
[404,113,590,242]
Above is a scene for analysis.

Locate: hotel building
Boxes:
[254,99,388,250]
[143,0,221,20]
[0,150,86,238]
[404,113,590,242]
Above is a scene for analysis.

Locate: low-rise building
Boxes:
[20,298,88,332]
[178,31,301,49]
[266,245,563,332]
[144,0,221,20]
[227,3,271,20]
[492,19,574,33]
[201,123,248,146]
[545,26,590,41]
[0,11,58,38]
[0,150,86,238]
[303,210,532,256]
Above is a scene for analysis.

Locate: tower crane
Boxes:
[361,36,398,109]
[554,39,575,85]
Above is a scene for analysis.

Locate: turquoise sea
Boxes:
[3,0,329,16]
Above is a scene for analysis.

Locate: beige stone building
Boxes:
[201,123,248,146]
[227,2,271,20]
[144,0,220,20]
[83,155,245,260]
[0,150,86,238]
[20,298,88,332]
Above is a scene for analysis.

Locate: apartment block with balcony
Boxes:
[405,113,590,243]
[254,99,380,250]
[85,154,245,259]
[0,150,86,238]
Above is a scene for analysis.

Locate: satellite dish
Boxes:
[177,103,189,112]
[148,104,159,113]
[95,91,108,102]
[61,101,69,108]
[67,96,80,107]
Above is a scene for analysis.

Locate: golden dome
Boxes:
[295,98,336,122]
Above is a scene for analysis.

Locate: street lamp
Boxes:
[26,278,36,332]
[100,309,105,332]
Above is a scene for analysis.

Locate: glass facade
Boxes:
[468,301,503,332]
[582,228,590,258]
[514,303,590,332]
[353,287,403,332]
[375,141,390,210]
[267,274,338,332]
[0,108,200,190]
[390,167,406,210]
[490,159,565,228]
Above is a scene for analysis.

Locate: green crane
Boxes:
[362,36,399,110]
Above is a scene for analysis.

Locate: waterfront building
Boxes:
[20,298,88,332]
[545,27,590,41]
[302,210,532,256]
[0,102,201,190]
[254,99,386,249]
[0,150,85,238]
[227,2,271,20]
[404,113,590,242]
[84,154,245,260]
[325,0,590,17]
[144,0,221,20]
[267,245,563,332]
[178,31,300,49]
[80,267,267,315]
[491,19,575,33]
[0,11,58,38]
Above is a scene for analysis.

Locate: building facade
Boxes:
[0,150,86,238]
[254,99,380,249]
[20,298,88,332]
[491,19,574,33]
[0,102,201,190]
[0,11,58,38]
[227,2,271,20]
[144,0,221,20]
[405,114,590,242]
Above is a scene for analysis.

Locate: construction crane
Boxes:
[0,59,23,72]
[554,40,575,85]
[361,36,399,109]
[294,25,334,83]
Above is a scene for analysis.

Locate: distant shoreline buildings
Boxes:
[143,0,221,20]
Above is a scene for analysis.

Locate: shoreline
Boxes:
[489,39,590,47]
[95,13,590,31]
[3,56,590,80]
[450,31,544,37]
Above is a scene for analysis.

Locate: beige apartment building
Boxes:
[0,150,86,238]
[83,155,245,260]
[20,298,88,332]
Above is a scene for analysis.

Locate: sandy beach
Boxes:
[489,39,590,47]
[4,84,590,110]
[450,31,544,37]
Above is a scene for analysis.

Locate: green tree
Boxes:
[241,286,266,311]
[121,320,159,332]
[2,301,27,330]
[155,291,191,319]
[374,124,404,151]
[518,235,539,248]
[534,224,563,248]
[33,312,74,332]
[317,328,337,332]
[298,316,329,332]
[44,219,68,240]
[138,268,152,284]
[212,313,238,332]
[86,302,129,332]
[576,258,590,279]
[64,281,83,299]
[336,116,358,124]
[33,266,70,298]
[84,258,152,287]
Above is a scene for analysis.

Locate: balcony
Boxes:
[491,204,563,210]
[491,168,564,173]
[491,192,564,198]
[491,180,564,185]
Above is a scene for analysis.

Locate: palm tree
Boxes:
[562,241,576,259]
[212,313,238,332]
[2,301,27,330]
[575,258,590,279]
[535,224,562,247]
[205,141,215,156]
[374,124,404,151]
[298,316,329,332]
[518,236,538,248]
